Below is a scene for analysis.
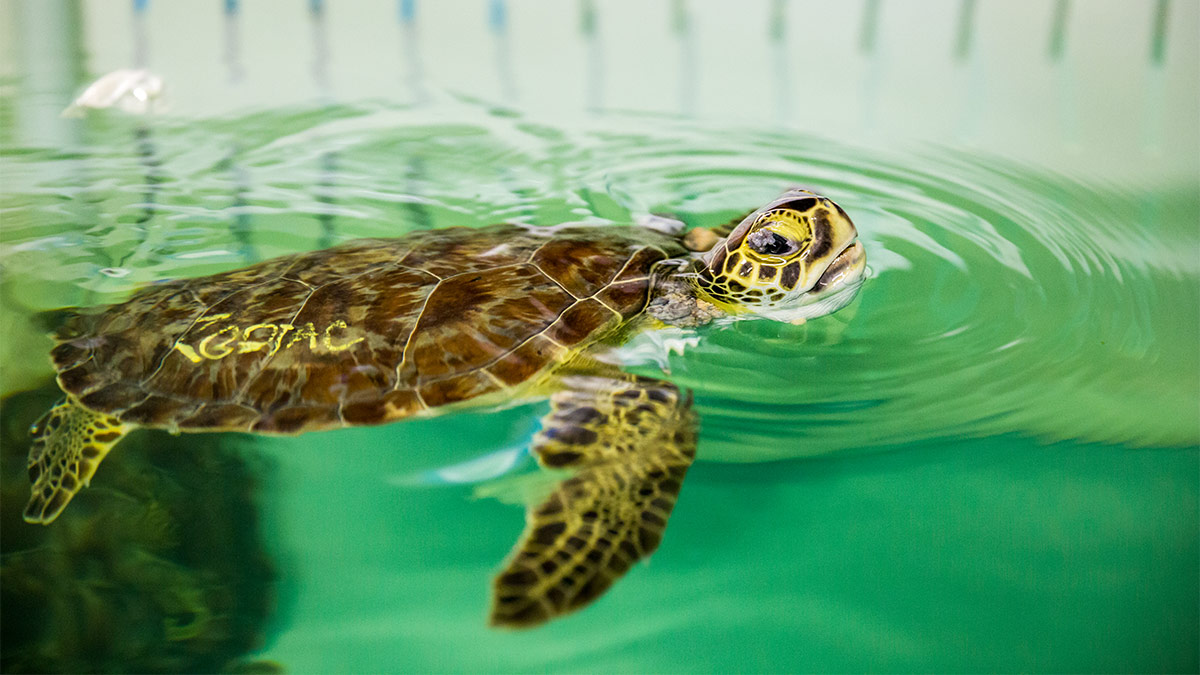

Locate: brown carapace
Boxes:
[26,189,865,628]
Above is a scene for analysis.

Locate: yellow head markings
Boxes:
[172,319,364,363]
[744,208,813,260]
[696,191,860,312]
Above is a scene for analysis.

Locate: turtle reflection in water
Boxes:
[25,188,866,627]
[1,385,277,673]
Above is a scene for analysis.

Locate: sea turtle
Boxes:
[24,188,866,627]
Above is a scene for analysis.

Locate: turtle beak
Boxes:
[811,240,866,295]
[779,239,865,324]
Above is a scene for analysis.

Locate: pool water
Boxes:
[1,1,1198,672]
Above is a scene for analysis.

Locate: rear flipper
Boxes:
[490,373,697,628]
[24,399,129,524]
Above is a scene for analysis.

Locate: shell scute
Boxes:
[419,373,504,408]
[120,395,199,426]
[398,225,530,277]
[50,342,89,371]
[176,403,261,430]
[58,363,105,397]
[296,361,350,405]
[613,246,667,282]
[181,256,302,308]
[252,405,341,434]
[545,299,620,346]
[531,232,633,298]
[597,280,654,320]
[77,381,146,411]
[488,335,567,386]
[341,389,421,426]
[406,264,572,383]
[240,358,307,411]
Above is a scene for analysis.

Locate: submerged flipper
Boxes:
[24,399,129,524]
[491,373,697,628]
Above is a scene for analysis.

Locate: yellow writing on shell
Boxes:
[172,315,364,364]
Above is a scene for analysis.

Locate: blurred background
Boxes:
[2,0,1196,182]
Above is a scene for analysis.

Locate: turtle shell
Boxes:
[49,224,685,434]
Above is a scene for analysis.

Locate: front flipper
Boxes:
[24,399,129,524]
[490,374,697,628]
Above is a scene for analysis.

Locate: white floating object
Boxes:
[390,444,528,487]
[62,69,166,117]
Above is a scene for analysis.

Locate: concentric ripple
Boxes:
[653,142,1200,459]
[1,102,1196,458]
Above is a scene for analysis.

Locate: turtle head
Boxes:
[694,189,865,323]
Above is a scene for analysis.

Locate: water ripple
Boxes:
[1,104,1195,453]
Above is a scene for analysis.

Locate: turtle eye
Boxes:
[746,229,799,257]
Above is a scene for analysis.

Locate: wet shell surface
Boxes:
[50,224,685,433]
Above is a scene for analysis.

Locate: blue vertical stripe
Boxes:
[489,0,506,30]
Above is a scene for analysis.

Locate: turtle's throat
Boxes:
[646,264,723,328]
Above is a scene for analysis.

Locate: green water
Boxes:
[1,102,1197,672]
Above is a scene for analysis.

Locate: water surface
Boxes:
[1,101,1197,672]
